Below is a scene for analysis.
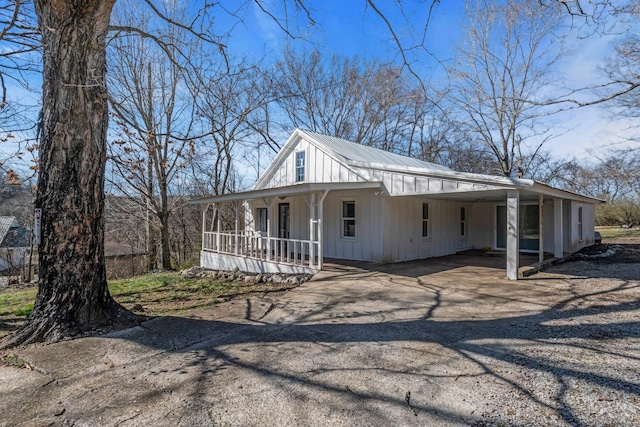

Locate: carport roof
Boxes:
[390,181,604,204]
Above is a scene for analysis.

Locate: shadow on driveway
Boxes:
[5,256,640,426]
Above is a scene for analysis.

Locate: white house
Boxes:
[191,129,602,280]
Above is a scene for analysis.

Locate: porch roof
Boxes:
[388,181,604,204]
[189,181,383,205]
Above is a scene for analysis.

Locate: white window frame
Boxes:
[578,206,583,241]
[295,150,306,183]
[341,199,356,240]
[460,206,467,237]
[421,202,430,239]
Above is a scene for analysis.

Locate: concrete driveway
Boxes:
[1,254,639,426]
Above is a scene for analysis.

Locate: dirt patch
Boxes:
[0,269,308,342]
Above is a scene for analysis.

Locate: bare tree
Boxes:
[449,0,566,177]
[107,3,202,270]
[0,1,39,106]
[600,5,640,141]
[272,49,432,156]
[189,61,275,196]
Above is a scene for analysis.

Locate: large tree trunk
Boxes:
[2,0,135,348]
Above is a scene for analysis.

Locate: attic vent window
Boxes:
[295,151,305,182]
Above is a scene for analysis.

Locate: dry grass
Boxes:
[596,225,640,241]
[0,272,298,339]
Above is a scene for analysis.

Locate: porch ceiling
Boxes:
[189,181,383,205]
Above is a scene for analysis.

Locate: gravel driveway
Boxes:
[1,253,639,426]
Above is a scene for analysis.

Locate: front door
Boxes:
[278,203,290,239]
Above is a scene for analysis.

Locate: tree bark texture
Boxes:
[2,0,134,347]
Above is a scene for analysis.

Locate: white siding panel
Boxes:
[380,197,471,262]
[416,177,428,193]
[543,201,555,253]
[443,180,457,191]
[321,189,381,261]
[404,175,416,193]
[382,172,393,192]
[391,173,403,194]
[339,163,351,182]
[583,204,595,247]
[469,202,493,249]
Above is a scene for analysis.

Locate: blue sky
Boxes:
[222,0,631,164]
[1,0,632,177]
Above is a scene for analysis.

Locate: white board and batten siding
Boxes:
[246,196,311,241]
[381,197,471,263]
[259,137,366,190]
[567,201,595,252]
[321,189,383,262]
[360,168,503,196]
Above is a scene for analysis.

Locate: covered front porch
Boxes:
[192,182,382,275]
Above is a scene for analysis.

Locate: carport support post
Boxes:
[554,198,563,259]
[506,190,520,280]
[539,194,544,263]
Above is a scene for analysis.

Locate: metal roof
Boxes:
[300,130,453,172]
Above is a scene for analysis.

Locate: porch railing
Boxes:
[202,231,319,269]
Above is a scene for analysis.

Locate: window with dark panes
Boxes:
[295,151,305,182]
[342,201,355,238]
[256,208,268,232]
[422,203,429,238]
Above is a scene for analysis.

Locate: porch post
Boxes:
[539,194,544,263]
[554,198,563,258]
[506,190,520,280]
[202,204,208,251]
[216,204,221,252]
[235,202,239,256]
[309,192,316,268]
[318,190,330,270]
[266,198,275,261]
